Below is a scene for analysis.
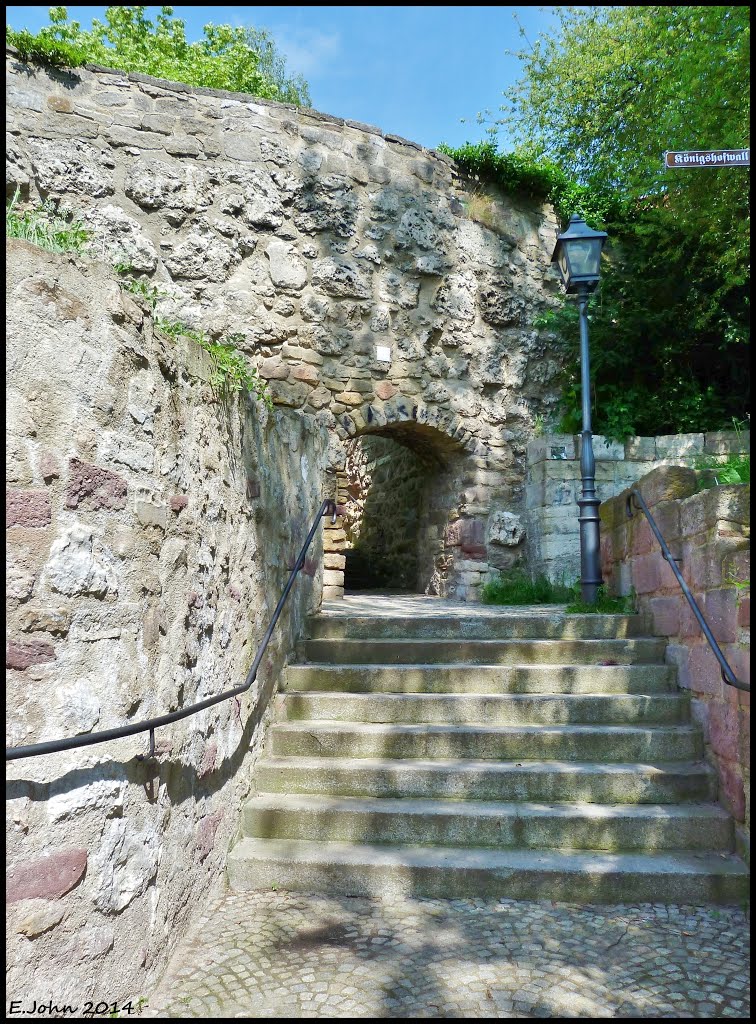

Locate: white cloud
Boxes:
[270,26,342,78]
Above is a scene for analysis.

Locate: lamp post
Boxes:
[551,214,608,604]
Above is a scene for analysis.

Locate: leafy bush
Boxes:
[7,6,310,105]
[437,140,621,226]
[695,453,750,489]
[481,569,576,606]
[6,188,90,253]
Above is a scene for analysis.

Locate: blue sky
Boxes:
[6,6,562,150]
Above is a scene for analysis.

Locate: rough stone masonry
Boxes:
[6,47,565,602]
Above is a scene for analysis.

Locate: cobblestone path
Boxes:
[147,890,749,1018]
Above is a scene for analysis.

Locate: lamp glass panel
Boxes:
[557,247,570,283]
[565,238,601,279]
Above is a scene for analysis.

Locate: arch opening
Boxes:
[340,422,464,595]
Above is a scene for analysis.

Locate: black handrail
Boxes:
[6,498,338,761]
[626,488,749,692]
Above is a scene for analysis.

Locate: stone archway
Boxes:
[321,399,526,601]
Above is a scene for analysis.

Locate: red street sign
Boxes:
[664,149,750,168]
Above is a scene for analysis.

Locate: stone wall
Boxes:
[6,239,330,1003]
[600,468,750,860]
[526,430,750,583]
[6,48,564,600]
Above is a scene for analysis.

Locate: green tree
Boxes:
[476,5,750,439]
[499,6,749,282]
[7,6,311,106]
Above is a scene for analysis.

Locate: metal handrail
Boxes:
[626,488,749,692]
[6,498,338,761]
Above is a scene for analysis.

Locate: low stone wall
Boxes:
[6,239,330,1003]
[525,431,750,583]
[600,467,750,858]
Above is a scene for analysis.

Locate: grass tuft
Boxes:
[6,187,90,254]
[481,569,575,606]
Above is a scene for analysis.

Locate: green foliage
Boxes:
[497,6,749,273]
[153,315,272,409]
[565,587,637,615]
[464,7,750,442]
[6,187,90,253]
[120,276,165,311]
[481,569,576,606]
[695,453,750,490]
[437,140,621,225]
[7,6,311,105]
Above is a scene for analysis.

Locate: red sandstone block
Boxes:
[724,671,750,708]
[6,639,55,670]
[65,459,127,511]
[461,543,488,559]
[687,642,725,696]
[740,712,750,769]
[718,762,746,822]
[631,554,660,594]
[197,810,224,863]
[701,588,738,644]
[648,595,682,637]
[39,451,62,482]
[628,517,654,556]
[6,490,52,528]
[6,849,87,903]
[737,596,750,627]
[728,647,751,689]
[708,703,740,762]
[679,597,703,639]
[726,549,750,587]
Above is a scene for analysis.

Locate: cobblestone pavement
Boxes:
[146,890,749,1018]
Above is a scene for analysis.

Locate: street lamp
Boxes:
[551,214,608,604]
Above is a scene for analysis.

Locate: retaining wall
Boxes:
[600,467,750,859]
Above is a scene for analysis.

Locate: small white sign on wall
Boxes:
[376,346,392,363]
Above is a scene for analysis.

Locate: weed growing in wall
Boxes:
[6,188,90,254]
[694,418,750,490]
[153,314,273,410]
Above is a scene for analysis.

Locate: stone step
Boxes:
[299,638,668,666]
[270,722,702,762]
[308,613,648,641]
[284,663,677,695]
[227,838,749,904]
[254,757,717,805]
[240,793,734,853]
[279,691,687,726]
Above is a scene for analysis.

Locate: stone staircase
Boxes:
[227,597,749,903]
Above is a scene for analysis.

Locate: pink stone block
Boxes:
[631,554,660,595]
[648,595,681,637]
[629,517,654,556]
[6,489,52,528]
[6,639,56,670]
[708,703,740,762]
[196,810,224,863]
[65,459,127,511]
[737,596,750,627]
[6,850,87,903]
[687,642,724,696]
[718,762,746,821]
[702,588,738,644]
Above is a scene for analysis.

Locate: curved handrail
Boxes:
[6,498,338,761]
[626,488,749,692]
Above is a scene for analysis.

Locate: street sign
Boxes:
[664,149,749,168]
